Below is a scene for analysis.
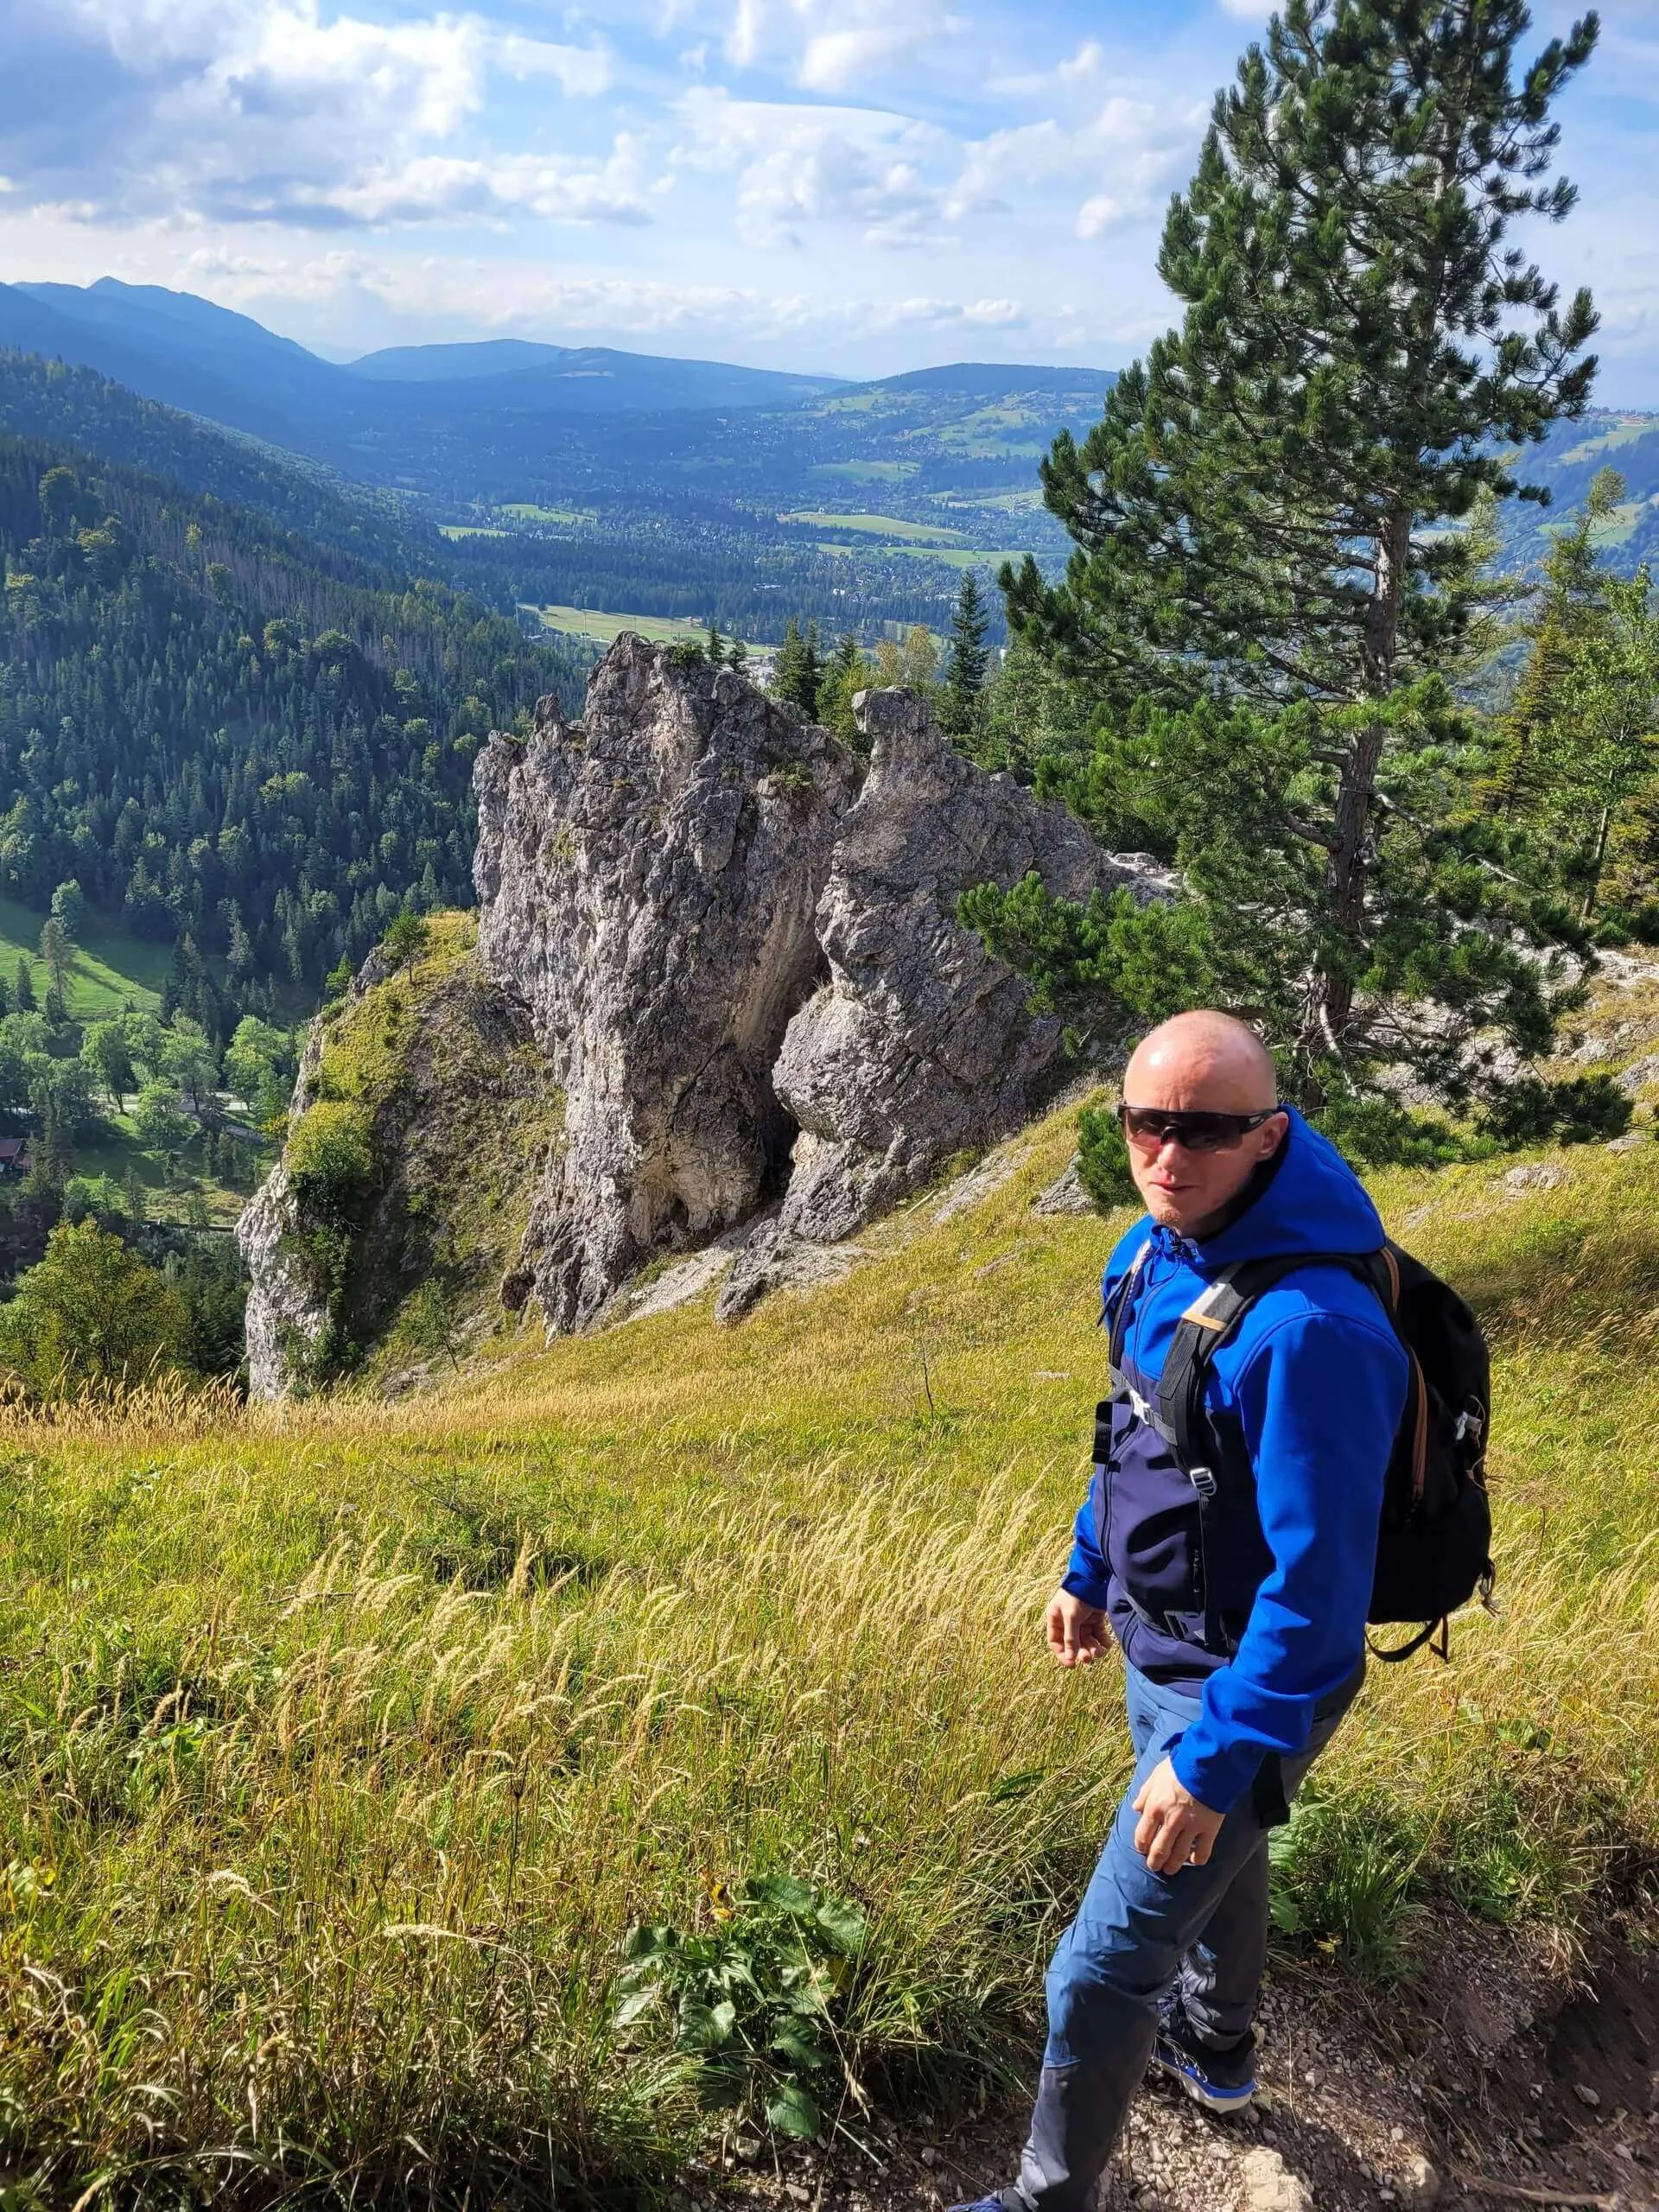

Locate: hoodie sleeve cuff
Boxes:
[1168,1730,1263,1817]
[1061,1564,1115,1611]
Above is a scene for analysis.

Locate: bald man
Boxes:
[956,1012,1408,2212]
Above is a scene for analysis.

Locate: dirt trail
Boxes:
[704,1929,1657,2212]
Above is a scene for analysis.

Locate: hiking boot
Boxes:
[946,2196,1013,2212]
[1153,2000,1257,2114]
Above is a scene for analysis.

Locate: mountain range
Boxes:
[0,276,1654,652]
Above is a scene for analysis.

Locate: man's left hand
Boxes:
[1131,1757,1224,1874]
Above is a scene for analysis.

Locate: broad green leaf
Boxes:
[766,2082,822,2139]
[814,1897,866,1954]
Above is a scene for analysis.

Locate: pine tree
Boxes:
[14,957,35,1014]
[940,573,991,738]
[988,0,1601,1106]
[772,617,823,719]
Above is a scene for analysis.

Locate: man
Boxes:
[957,1010,1408,2212]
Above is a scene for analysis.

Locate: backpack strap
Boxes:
[1152,1243,1443,1664]
[1155,1254,1314,1654]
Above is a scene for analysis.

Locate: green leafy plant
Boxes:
[1267,1791,1424,1980]
[615,1873,867,2139]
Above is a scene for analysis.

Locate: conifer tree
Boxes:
[940,573,992,738]
[988,0,1601,1106]
[772,617,823,719]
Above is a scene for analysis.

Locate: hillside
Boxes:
[0,1039,1654,2203]
[0,425,590,1026]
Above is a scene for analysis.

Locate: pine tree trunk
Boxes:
[1309,507,1410,1069]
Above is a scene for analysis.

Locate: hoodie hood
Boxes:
[1190,1105,1385,1268]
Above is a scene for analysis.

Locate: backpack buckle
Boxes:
[1188,1464,1218,1500]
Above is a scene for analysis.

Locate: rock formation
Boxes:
[474,638,859,1331]
[244,635,1171,1389]
[716,685,1165,1316]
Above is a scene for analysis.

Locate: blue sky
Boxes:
[1,0,1656,395]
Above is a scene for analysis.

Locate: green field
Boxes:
[499,503,594,524]
[783,510,966,543]
[0,896,170,1017]
[808,459,919,481]
[814,542,1031,570]
[437,524,507,539]
[529,604,720,648]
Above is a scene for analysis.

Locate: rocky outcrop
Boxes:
[238,914,563,1399]
[474,637,859,1332]
[242,636,1173,1384]
[716,687,1167,1316]
[238,1160,329,1401]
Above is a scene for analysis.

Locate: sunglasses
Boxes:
[1116,1103,1279,1154]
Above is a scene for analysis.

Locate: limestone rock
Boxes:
[717,687,1168,1318]
[1399,2152,1440,2205]
[1033,1157,1096,1216]
[1238,2145,1313,2212]
[475,636,860,1332]
[238,1160,329,1402]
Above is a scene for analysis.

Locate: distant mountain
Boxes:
[855,362,1116,399]
[349,339,574,381]
[0,282,842,439]
[348,337,840,411]
[0,348,443,576]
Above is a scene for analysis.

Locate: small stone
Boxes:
[1254,2087,1275,2114]
[920,2150,937,2168]
[785,2184,811,2202]
[1401,2154,1441,2205]
[1304,2069,1319,2088]
[1239,2145,1313,2212]
[1391,2125,1405,2143]
[735,2138,763,2162]
[1573,2082,1602,2109]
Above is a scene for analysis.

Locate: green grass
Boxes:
[0,1069,1655,2202]
[530,604,723,647]
[1555,416,1656,465]
[782,511,966,543]
[0,896,170,1017]
[499,503,594,524]
[437,524,508,539]
[807,459,918,481]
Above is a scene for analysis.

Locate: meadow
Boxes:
[0,1103,1655,2204]
[0,898,168,1020]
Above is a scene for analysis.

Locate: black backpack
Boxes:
[1105,1242,1494,1662]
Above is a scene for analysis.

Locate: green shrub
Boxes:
[1312,1095,1474,1168]
[286,1098,374,1217]
[1480,1072,1631,1147]
[1075,1103,1135,1210]
[614,1874,867,2139]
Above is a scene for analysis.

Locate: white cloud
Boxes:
[32,0,614,228]
[723,0,960,91]
[676,86,953,248]
[952,92,1200,236]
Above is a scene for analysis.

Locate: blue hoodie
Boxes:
[1063,1107,1408,1815]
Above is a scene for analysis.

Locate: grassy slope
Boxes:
[0,1103,1655,2198]
[0,895,169,1017]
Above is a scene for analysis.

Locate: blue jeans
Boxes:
[1012,1659,1363,2212]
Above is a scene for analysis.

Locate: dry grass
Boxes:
[0,1103,1656,2203]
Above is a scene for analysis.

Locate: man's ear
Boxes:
[1258,1111,1290,1160]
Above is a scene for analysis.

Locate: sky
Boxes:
[0,0,1656,395]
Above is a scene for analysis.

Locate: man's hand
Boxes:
[1046,1589,1109,1669]
[1132,1756,1224,1874]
